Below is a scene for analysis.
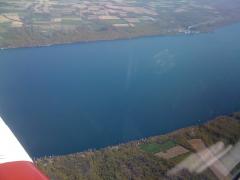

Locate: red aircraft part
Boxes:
[0,117,48,180]
[0,161,48,180]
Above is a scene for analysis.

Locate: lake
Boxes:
[0,23,240,157]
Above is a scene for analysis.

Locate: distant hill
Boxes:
[36,113,240,180]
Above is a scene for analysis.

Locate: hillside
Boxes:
[36,113,240,180]
[1,0,240,48]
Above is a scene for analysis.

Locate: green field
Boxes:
[140,140,176,153]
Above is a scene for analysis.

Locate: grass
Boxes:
[140,140,176,153]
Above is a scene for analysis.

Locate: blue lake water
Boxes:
[0,24,240,157]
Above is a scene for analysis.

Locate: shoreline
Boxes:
[0,25,221,51]
[32,111,223,158]
[35,112,240,180]
[33,112,234,159]
[0,31,200,51]
[1,20,240,51]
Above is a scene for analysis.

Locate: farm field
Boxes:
[0,0,240,48]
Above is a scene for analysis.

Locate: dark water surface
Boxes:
[1,24,240,157]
